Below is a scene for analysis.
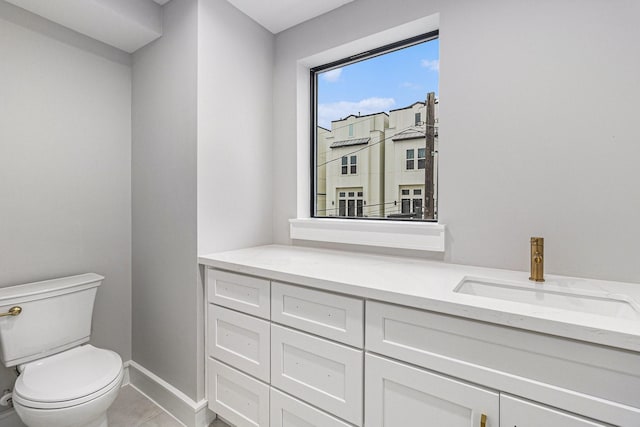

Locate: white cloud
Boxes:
[321,68,343,82]
[421,59,440,72]
[317,97,396,129]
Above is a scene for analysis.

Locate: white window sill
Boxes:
[289,218,445,252]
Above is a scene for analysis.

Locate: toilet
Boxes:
[0,273,123,427]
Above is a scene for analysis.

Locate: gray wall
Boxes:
[197,0,274,255]
[0,0,132,396]
[196,0,275,399]
[131,0,199,400]
[131,0,275,401]
[273,0,640,284]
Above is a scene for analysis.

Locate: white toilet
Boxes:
[0,273,123,427]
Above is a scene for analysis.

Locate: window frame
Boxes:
[309,30,439,222]
[406,149,415,170]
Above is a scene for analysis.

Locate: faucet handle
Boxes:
[529,237,545,282]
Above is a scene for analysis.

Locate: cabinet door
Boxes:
[271,325,363,426]
[270,388,352,427]
[207,269,270,319]
[208,358,269,427]
[365,353,499,427]
[271,281,364,347]
[208,304,270,382]
[500,394,611,427]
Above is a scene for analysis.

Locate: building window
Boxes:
[399,185,424,218]
[418,148,426,169]
[312,31,439,221]
[341,156,357,175]
[338,188,364,217]
[406,149,414,170]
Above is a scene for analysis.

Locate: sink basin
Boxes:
[454,277,640,320]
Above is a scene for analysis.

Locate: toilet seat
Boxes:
[13,345,123,410]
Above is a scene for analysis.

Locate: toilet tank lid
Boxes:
[0,273,104,303]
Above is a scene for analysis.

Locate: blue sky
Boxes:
[317,38,439,129]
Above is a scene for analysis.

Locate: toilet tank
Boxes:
[0,273,103,367]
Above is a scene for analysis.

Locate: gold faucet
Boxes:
[529,237,545,282]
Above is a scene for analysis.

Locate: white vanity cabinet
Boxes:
[204,263,639,427]
[206,268,365,427]
[365,353,499,427]
[206,270,273,427]
[500,395,611,427]
[365,300,638,426]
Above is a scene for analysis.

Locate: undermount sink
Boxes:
[454,277,640,321]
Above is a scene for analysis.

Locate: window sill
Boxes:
[289,218,445,252]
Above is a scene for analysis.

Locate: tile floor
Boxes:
[108,385,229,427]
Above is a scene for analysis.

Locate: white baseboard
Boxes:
[122,360,131,386]
[127,361,215,427]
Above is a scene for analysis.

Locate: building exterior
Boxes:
[317,99,437,219]
[323,113,387,217]
[384,100,439,219]
[316,126,330,216]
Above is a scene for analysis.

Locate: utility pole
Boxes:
[424,92,435,220]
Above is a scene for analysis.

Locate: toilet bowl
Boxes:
[0,274,123,427]
[12,345,123,427]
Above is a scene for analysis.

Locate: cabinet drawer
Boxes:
[365,353,499,427]
[271,325,363,426]
[271,282,363,347]
[270,388,352,427]
[207,269,270,319]
[208,358,269,427]
[208,305,270,382]
[365,300,640,417]
[500,394,611,427]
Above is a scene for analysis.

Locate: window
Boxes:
[406,149,414,170]
[399,186,424,218]
[418,148,426,169]
[312,31,439,221]
[341,155,357,175]
[337,188,364,217]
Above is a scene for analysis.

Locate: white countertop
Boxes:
[199,245,640,352]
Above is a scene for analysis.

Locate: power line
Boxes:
[317,124,433,167]
[315,200,395,213]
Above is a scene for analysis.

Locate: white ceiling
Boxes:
[5,0,163,53]
[5,0,354,52]
[226,0,355,34]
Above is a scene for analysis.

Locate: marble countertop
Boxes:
[199,245,640,352]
